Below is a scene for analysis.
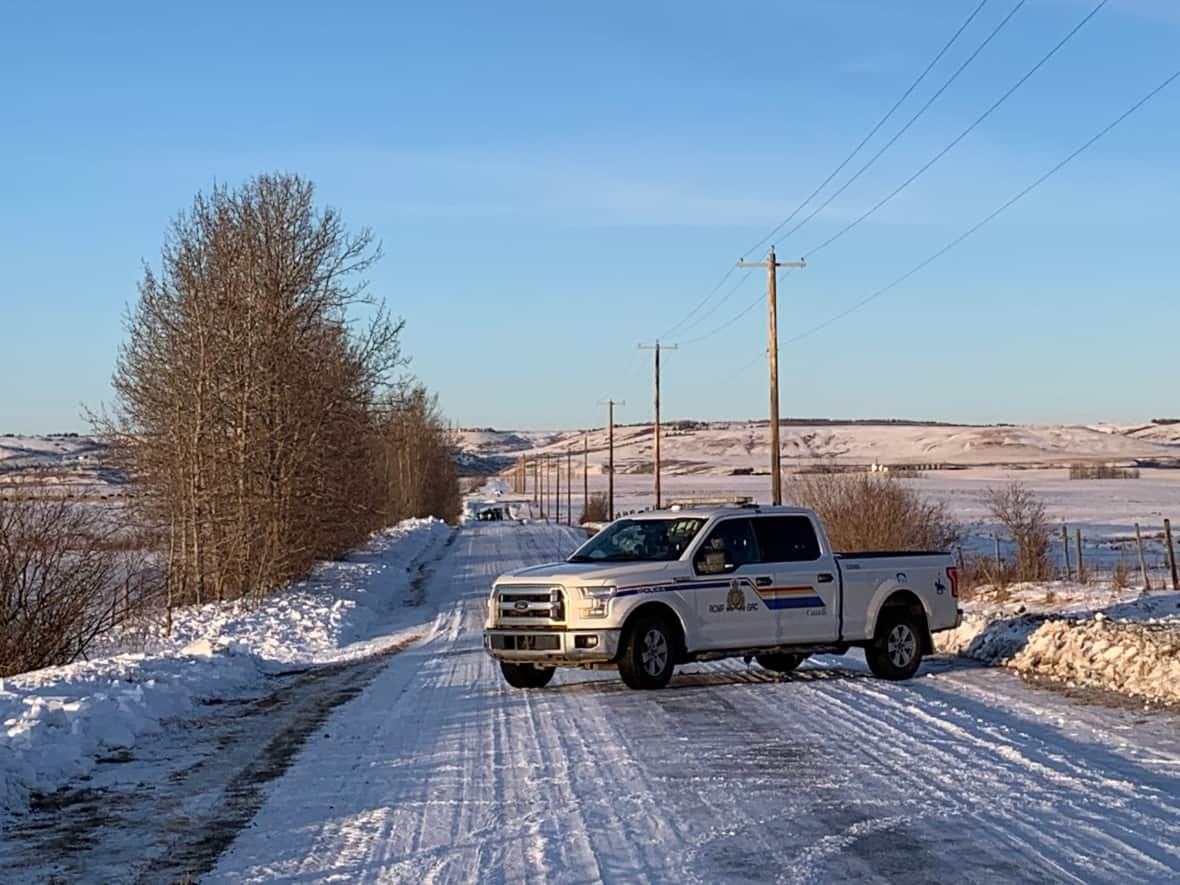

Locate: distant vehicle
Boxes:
[483,498,960,690]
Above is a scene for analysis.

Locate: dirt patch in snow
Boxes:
[2,637,417,885]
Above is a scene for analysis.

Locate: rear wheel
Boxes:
[756,653,806,674]
[500,661,556,689]
[617,616,676,690]
[865,612,924,680]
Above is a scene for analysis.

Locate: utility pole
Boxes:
[598,400,625,519]
[737,247,805,505]
[555,452,561,527]
[533,458,540,512]
[566,445,572,526]
[639,341,677,510]
[582,432,589,525]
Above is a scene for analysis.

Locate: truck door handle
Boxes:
[755,576,773,587]
[817,573,834,584]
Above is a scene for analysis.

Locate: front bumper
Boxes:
[483,628,621,664]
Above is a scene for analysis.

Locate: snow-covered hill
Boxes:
[456,420,1180,476]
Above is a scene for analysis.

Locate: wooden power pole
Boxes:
[566,445,572,525]
[598,400,624,519]
[582,432,589,524]
[737,247,805,505]
[638,341,677,510]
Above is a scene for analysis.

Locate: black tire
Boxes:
[617,615,677,690]
[865,611,924,680]
[756,653,806,674]
[500,661,556,689]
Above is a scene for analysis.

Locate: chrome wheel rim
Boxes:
[887,624,917,668]
[641,629,669,676]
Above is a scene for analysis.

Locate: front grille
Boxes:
[495,585,565,626]
[488,633,561,651]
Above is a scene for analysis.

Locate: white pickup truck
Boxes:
[483,499,961,690]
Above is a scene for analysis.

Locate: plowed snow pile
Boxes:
[0,518,452,814]
[938,584,1180,706]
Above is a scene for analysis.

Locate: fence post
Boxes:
[1061,525,1071,581]
[1135,522,1152,591]
[1165,518,1178,592]
[1075,528,1085,584]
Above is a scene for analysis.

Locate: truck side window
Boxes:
[694,518,759,574]
[752,516,822,563]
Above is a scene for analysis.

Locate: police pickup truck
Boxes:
[483,498,961,690]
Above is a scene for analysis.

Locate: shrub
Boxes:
[1069,464,1139,480]
[985,482,1052,582]
[783,473,959,553]
[1111,550,1131,592]
[0,497,157,677]
[581,493,609,524]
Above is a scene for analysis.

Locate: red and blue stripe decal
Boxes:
[614,580,824,609]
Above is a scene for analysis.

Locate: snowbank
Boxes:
[1,518,454,814]
[937,583,1180,707]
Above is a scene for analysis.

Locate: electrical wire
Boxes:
[779,67,1180,349]
[802,0,1108,261]
[743,0,995,260]
[673,271,755,337]
[660,0,994,340]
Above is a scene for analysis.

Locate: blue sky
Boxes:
[2,0,1178,432]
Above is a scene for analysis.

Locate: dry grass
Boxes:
[783,473,959,553]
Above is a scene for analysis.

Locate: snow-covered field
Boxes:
[458,420,1180,476]
[0,518,454,815]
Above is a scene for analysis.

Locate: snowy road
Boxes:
[206,522,1180,884]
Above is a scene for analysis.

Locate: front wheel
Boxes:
[617,616,676,690]
[865,613,924,680]
[500,661,556,689]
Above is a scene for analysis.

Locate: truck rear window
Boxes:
[752,516,822,563]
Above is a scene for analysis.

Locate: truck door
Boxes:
[749,515,838,644]
[689,517,776,650]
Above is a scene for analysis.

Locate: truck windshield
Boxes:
[568,518,706,563]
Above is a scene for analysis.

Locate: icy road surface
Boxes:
[207,522,1180,884]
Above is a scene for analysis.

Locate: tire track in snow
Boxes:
[206,523,1180,885]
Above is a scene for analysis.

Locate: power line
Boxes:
[674,270,754,336]
[773,0,1027,252]
[660,0,994,340]
[780,66,1180,348]
[802,0,1108,261]
[659,265,738,339]
[743,0,994,260]
[679,284,765,346]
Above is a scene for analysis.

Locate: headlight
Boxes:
[578,585,615,618]
[579,585,617,600]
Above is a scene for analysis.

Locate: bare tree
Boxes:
[98,173,427,608]
[0,498,153,676]
[581,493,609,524]
[985,482,1052,582]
